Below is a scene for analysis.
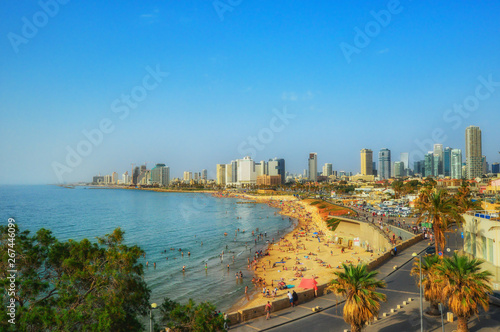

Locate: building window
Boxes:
[480,236,487,260]
[487,238,494,263]
[465,232,471,253]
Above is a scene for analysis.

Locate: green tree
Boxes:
[0,226,150,331]
[329,264,386,332]
[454,181,481,213]
[391,180,404,199]
[435,253,492,332]
[159,298,226,331]
[410,254,442,315]
[414,188,463,254]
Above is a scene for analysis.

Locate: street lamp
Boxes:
[150,303,157,332]
[412,252,424,332]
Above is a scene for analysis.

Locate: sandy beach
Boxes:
[221,193,398,312]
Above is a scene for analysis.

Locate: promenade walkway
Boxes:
[232,239,430,331]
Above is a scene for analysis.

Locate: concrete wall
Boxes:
[333,218,391,252]
[229,283,331,325]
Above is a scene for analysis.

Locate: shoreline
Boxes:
[220,194,393,314]
[82,185,215,194]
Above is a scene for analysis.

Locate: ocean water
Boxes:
[0,185,294,311]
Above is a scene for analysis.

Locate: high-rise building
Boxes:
[308,153,318,181]
[372,162,377,177]
[122,171,130,185]
[400,152,409,174]
[443,147,452,177]
[360,149,373,175]
[322,163,333,177]
[414,160,424,176]
[433,154,440,177]
[237,156,257,185]
[255,161,267,177]
[150,164,170,186]
[492,163,499,175]
[183,171,192,182]
[451,149,462,179]
[433,144,443,176]
[201,169,207,180]
[465,126,482,179]
[268,158,285,184]
[225,163,233,185]
[378,148,391,180]
[394,161,404,178]
[424,152,434,177]
[482,156,488,175]
[132,166,140,185]
[111,172,118,184]
[216,164,226,185]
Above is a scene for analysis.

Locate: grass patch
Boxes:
[310,201,321,205]
[326,218,341,231]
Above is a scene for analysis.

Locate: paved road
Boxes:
[233,236,500,332]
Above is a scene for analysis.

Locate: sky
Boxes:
[0,0,499,184]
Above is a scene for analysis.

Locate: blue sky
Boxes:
[1,0,499,184]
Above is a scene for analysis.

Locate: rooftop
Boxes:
[466,210,500,220]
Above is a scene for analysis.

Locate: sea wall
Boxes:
[333,218,391,252]
[227,283,331,325]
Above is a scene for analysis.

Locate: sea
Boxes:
[0,185,294,311]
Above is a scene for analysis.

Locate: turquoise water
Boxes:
[0,185,293,311]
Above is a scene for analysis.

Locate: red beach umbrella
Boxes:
[298,278,318,289]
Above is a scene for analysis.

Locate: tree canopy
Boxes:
[0,226,150,331]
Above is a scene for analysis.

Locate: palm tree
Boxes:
[435,253,492,332]
[329,264,386,332]
[454,181,481,213]
[410,254,442,315]
[414,188,463,254]
[391,180,404,199]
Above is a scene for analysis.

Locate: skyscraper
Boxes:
[360,149,373,175]
[482,156,488,175]
[424,152,434,177]
[492,163,499,175]
[322,163,333,177]
[378,148,391,180]
[465,126,482,179]
[201,169,207,180]
[150,164,170,186]
[443,147,452,177]
[308,153,318,181]
[451,149,462,179]
[433,144,443,176]
[394,161,404,178]
[216,164,226,185]
[400,152,409,174]
[237,156,257,185]
[268,158,286,184]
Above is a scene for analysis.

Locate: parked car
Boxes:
[490,292,500,307]
[425,246,436,255]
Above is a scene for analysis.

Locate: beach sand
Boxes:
[225,194,400,312]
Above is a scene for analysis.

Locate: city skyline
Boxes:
[1,1,500,184]
[89,124,498,184]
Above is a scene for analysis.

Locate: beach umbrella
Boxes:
[298,278,318,289]
[313,232,318,234]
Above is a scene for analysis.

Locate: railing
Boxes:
[466,210,500,220]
